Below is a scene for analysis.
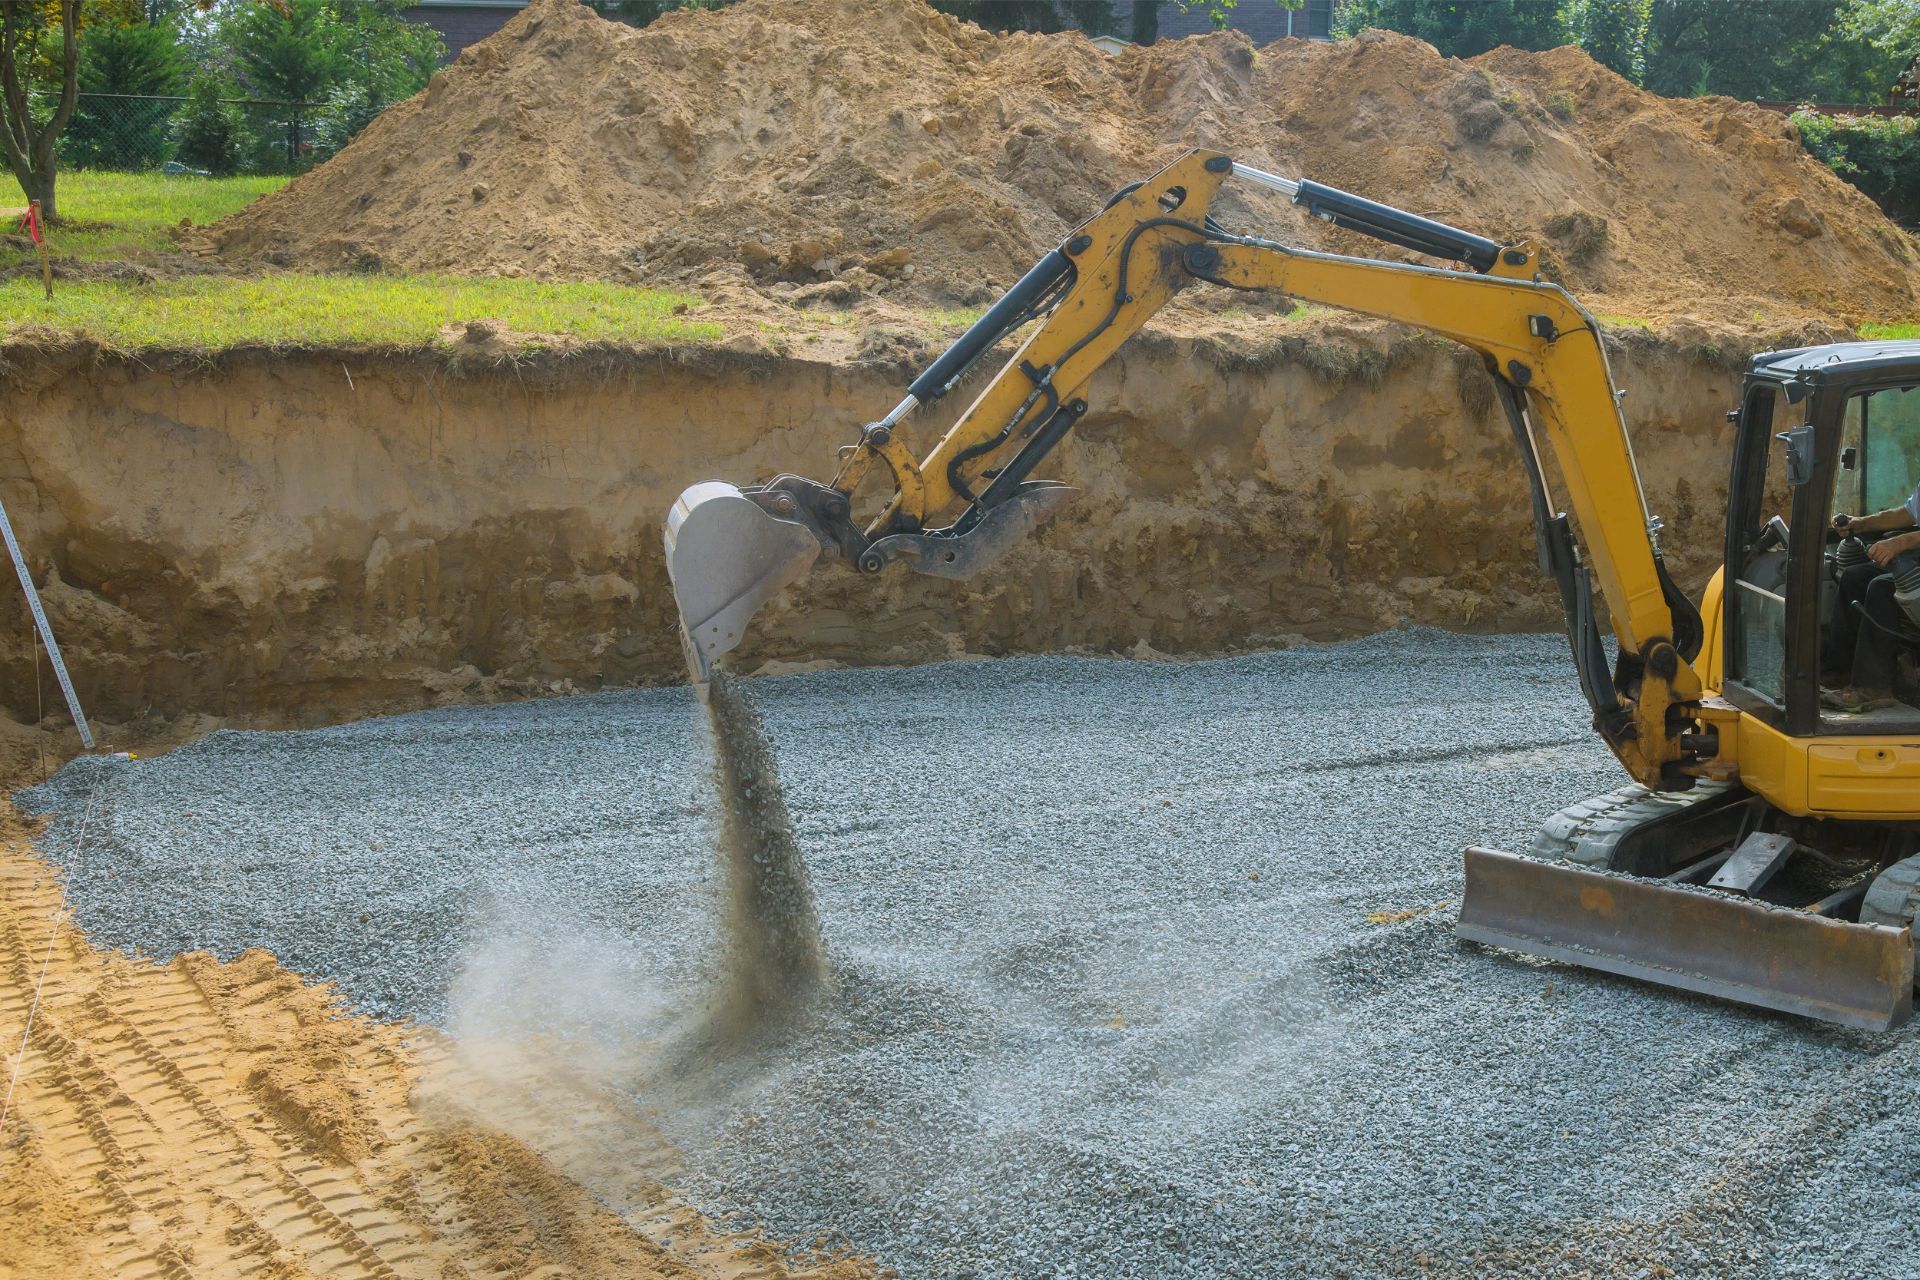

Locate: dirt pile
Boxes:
[703,669,826,1034]
[192,0,1916,324]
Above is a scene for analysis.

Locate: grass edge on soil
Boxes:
[1,274,723,351]
[4,173,1908,357]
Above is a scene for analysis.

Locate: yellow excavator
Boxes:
[665,148,1920,1032]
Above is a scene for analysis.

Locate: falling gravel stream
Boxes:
[703,668,826,1034]
[22,631,1920,1280]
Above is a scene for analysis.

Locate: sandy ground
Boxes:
[0,795,878,1280]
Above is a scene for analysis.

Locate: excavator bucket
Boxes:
[1458,846,1914,1031]
[664,481,820,697]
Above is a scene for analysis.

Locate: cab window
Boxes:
[1728,384,1796,705]
[1859,385,1920,514]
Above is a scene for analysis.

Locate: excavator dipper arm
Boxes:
[664,148,1710,790]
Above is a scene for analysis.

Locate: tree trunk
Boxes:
[1,1,81,224]
[20,160,56,221]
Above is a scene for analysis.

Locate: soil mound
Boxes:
[180,0,1920,322]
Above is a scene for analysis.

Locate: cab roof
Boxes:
[1749,339,1920,382]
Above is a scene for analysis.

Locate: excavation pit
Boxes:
[24,631,1918,1280]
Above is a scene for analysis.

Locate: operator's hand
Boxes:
[1868,531,1920,566]
[1833,513,1858,536]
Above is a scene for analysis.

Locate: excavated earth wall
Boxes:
[0,327,1758,728]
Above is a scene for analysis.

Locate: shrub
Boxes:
[172,76,248,177]
[1793,109,1920,227]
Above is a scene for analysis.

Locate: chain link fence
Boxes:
[39,92,359,175]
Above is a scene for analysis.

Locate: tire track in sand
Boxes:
[0,801,880,1280]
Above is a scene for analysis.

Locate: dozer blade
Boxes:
[664,481,820,697]
[1458,846,1914,1032]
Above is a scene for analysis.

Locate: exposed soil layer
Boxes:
[0,794,877,1280]
[189,0,1919,326]
[0,323,1797,729]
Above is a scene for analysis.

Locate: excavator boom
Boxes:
[663,148,1919,1029]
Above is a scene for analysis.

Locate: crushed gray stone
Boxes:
[22,629,1920,1279]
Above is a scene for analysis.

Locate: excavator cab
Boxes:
[1465,341,1920,1032]
[1725,341,1920,731]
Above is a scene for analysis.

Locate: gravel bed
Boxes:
[23,629,1920,1279]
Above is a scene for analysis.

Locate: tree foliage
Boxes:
[1640,0,1906,104]
[64,18,185,167]
[1332,0,1565,57]
[1836,0,1920,70]
[1794,109,1920,225]
[1330,0,1911,102]
[221,0,353,103]
[207,0,442,170]
[1565,0,1648,82]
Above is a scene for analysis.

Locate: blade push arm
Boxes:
[678,148,1709,788]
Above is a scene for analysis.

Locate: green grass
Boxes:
[1861,322,1920,340]
[0,169,721,351]
[1,274,722,350]
[1,169,290,261]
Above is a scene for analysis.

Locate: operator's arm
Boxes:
[1836,488,1920,566]
[1834,505,1919,536]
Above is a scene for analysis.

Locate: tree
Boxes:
[1565,0,1650,82]
[344,2,443,105]
[221,0,351,104]
[65,17,185,168]
[1643,0,1902,104]
[210,1,440,169]
[1333,0,1566,57]
[1,2,83,219]
[1837,0,1920,66]
[215,0,356,170]
[172,69,244,173]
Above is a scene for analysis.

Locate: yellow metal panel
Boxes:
[1698,568,1724,695]
[1732,709,1920,819]
[1808,741,1920,817]
[1735,712,1806,813]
